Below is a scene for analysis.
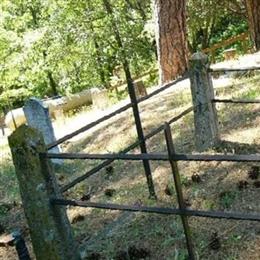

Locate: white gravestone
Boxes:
[23,98,62,164]
[91,88,110,110]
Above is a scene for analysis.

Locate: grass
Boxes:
[0,143,19,206]
[0,73,260,259]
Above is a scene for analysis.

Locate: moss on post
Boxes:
[8,125,80,260]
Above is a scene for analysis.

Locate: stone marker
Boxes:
[23,98,62,164]
[8,126,80,260]
[91,88,110,110]
[189,52,219,151]
[134,80,147,98]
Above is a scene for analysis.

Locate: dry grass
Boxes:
[0,72,259,259]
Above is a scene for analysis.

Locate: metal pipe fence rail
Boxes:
[47,64,260,194]
[47,72,189,198]
[54,96,259,193]
[9,53,260,259]
[47,73,189,150]
[46,152,260,163]
[51,199,260,222]
[209,66,260,73]
[47,65,259,151]
[213,98,260,104]
[47,63,259,258]
[47,123,260,260]
[58,106,193,193]
[53,99,259,193]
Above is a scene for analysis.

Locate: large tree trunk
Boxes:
[246,0,260,50]
[154,0,188,85]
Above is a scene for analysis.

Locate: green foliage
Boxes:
[187,0,248,52]
[0,0,155,111]
[0,0,252,112]
[241,86,260,99]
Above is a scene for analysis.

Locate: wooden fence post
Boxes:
[8,125,80,260]
[189,52,219,151]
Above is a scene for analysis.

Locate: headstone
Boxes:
[134,80,147,98]
[23,98,62,164]
[91,88,110,110]
[189,52,219,151]
[223,48,236,60]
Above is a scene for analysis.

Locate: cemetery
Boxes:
[0,0,260,259]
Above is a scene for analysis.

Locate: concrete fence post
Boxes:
[8,125,80,260]
[189,52,219,151]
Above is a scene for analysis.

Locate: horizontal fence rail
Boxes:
[203,32,249,55]
[48,102,132,150]
[58,107,193,193]
[209,66,260,73]
[46,152,260,162]
[213,98,260,104]
[51,199,260,222]
[47,74,189,150]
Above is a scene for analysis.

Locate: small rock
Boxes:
[0,233,14,247]
[104,189,116,197]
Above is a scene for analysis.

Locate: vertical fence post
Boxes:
[8,125,80,260]
[189,52,219,151]
[164,123,195,260]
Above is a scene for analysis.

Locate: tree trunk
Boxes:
[246,0,260,50]
[154,0,188,85]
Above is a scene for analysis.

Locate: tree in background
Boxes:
[153,0,188,85]
[187,0,247,52]
[0,0,256,113]
[0,0,155,112]
[246,0,260,50]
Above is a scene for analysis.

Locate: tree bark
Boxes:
[154,0,188,85]
[246,0,260,50]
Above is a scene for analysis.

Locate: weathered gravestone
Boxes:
[23,98,62,164]
[134,80,147,99]
[91,88,110,110]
